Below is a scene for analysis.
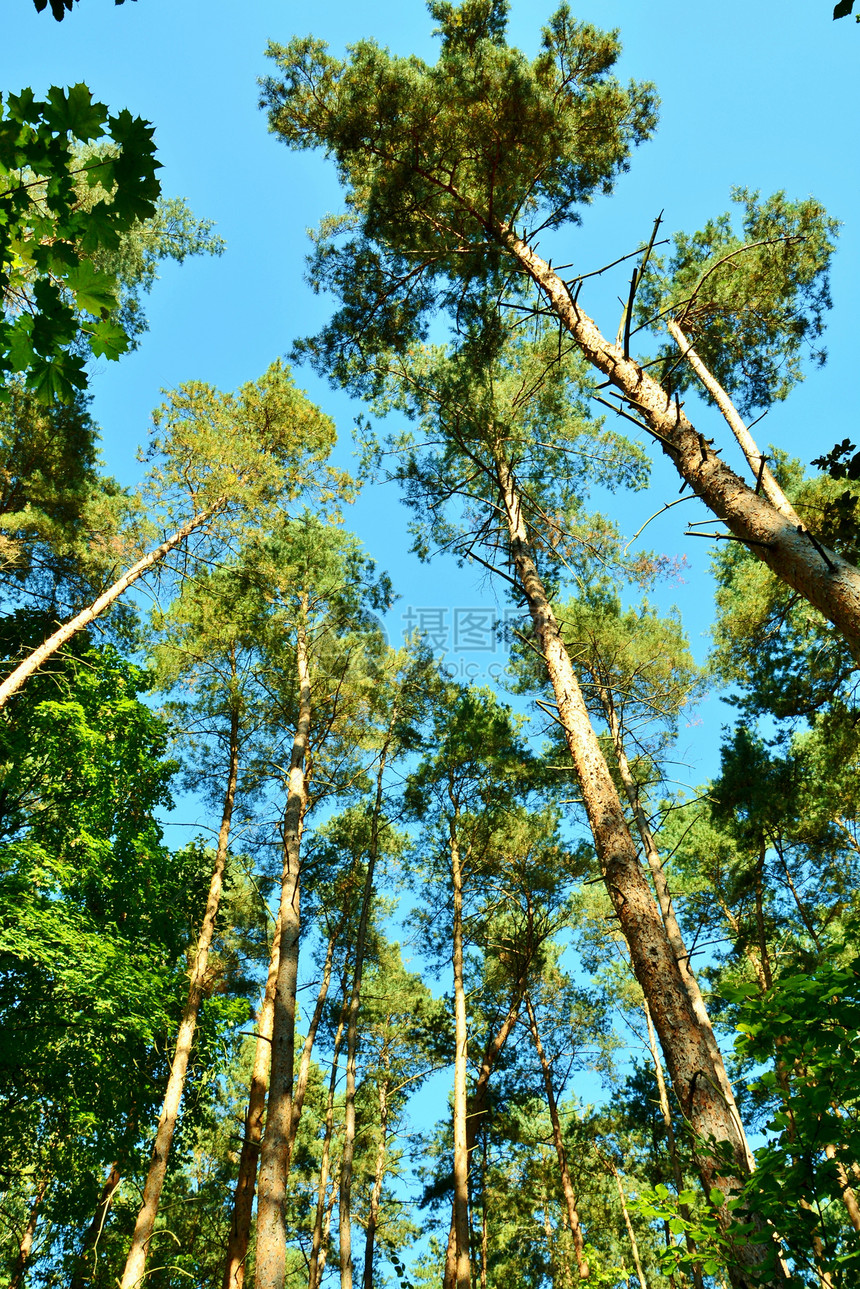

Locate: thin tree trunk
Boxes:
[665,319,801,525]
[339,709,396,1289]
[255,599,311,1289]
[0,500,224,711]
[593,681,754,1172]
[480,1125,488,1289]
[223,909,283,1289]
[289,921,341,1166]
[493,447,780,1286]
[524,993,589,1279]
[309,990,351,1289]
[443,797,472,1289]
[361,1073,390,1289]
[605,1160,648,1289]
[120,703,241,1289]
[642,1000,704,1289]
[316,1165,341,1289]
[71,1164,122,1289]
[8,1176,49,1289]
[500,228,860,664]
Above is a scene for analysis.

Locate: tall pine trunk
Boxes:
[493,447,780,1287]
[590,669,754,1171]
[500,228,860,664]
[361,1071,390,1289]
[120,703,240,1289]
[443,792,472,1289]
[71,1163,123,1289]
[524,993,589,1279]
[642,999,705,1289]
[8,1176,49,1289]
[0,500,224,712]
[289,920,341,1164]
[255,600,311,1289]
[338,708,396,1289]
[223,908,283,1289]
[308,987,351,1289]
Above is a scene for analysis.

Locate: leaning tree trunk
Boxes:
[338,710,396,1289]
[120,703,241,1289]
[8,1176,50,1289]
[0,499,225,712]
[590,670,754,1172]
[71,1163,123,1289]
[493,447,781,1288]
[255,600,311,1289]
[443,797,472,1289]
[222,908,283,1289]
[524,993,590,1280]
[601,1156,649,1289]
[500,227,860,664]
[642,999,705,1289]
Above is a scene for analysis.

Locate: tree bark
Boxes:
[361,1073,390,1289]
[500,228,860,664]
[289,921,341,1166]
[309,989,351,1289]
[120,703,241,1289]
[604,1159,649,1289]
[255,599,311,1289]
[823,1142,860,1235]
[665,320,801,525]
[0,500,224,712]
[223,909,283,1289]
[339,709,396,1289]
[443,796,472,1289]
[524,993,589,1279]
[642,1000,705,1289]
[593,679,754,1172]
[71,1163,122,1289]
[493,447,781,1286]
[8,1176,49,1289]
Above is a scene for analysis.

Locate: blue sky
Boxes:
[5,1,856,735]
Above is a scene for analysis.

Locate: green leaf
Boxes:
[64,259,119,315]
[88,317,129,360]
[43,84,108,141]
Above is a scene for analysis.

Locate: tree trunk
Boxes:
[309,989,351,1289]
[361,1073,390,1289]
[524,993,589,1279]
[642,1000,704,1289]
[604,1159,649,1289]
[120,703,241,1289]
[593,679,754,1172]
[443,798,472,1289]
[493,447,780,1286]
[223,908,283,1289]
[500,228,860,664]
[665,320,801,525]
[823,1142,860,1234]
[289,920,341,1166]
[8,1176,49,1289]
[71,1163,122,1289]
[255,598,311,1289]
[0,500,224,712]
[339,710,396,1289]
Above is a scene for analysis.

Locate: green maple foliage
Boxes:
[0,83,160,401]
